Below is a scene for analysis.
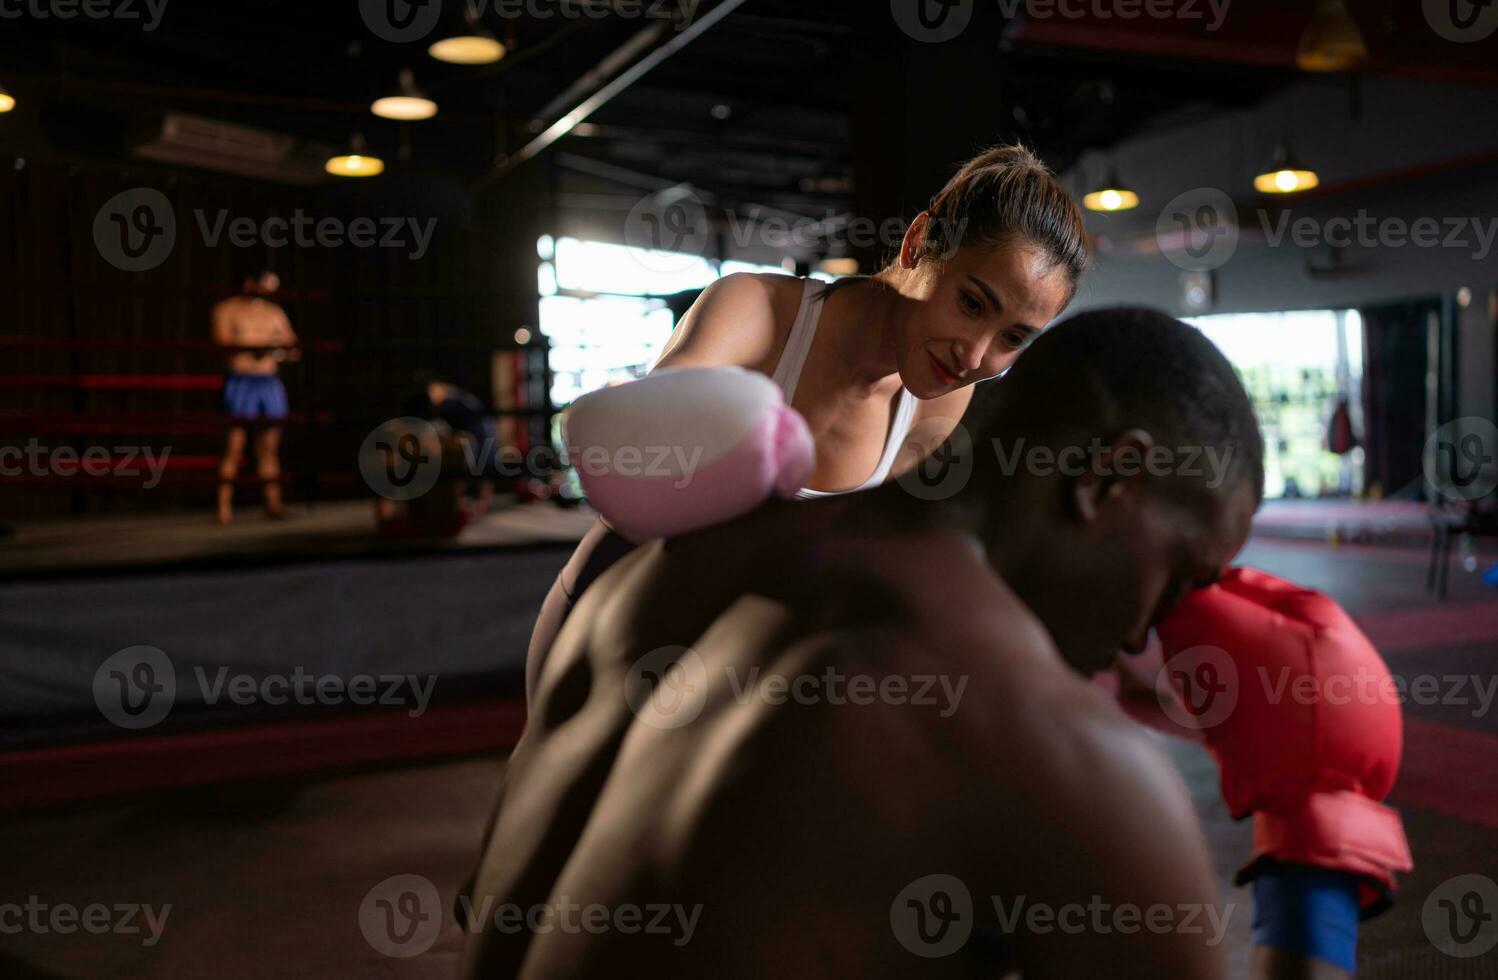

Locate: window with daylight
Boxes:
[537,236,829,408]
[1186,309,1365,500]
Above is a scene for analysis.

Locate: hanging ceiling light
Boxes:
[1254,144,1320,194]
[1082,169,1140,213]
[371,68,438,121]
[1297,0,1368,73]
[429,15,506,65]
[0,86,14,114]
[325,133,385,178]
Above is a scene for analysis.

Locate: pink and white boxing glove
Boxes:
[562,367,815,542]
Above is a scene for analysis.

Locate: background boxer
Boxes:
[213,269,299,524]
[464,308,1281,978]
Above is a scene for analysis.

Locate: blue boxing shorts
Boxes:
[223,374,289,424]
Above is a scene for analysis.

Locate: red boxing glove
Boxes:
[1155,567,1414,916]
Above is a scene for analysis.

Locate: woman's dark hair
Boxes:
[915,144,1091,302]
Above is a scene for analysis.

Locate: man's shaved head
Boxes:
[972,306,1264,502]
[956,306,1264,672]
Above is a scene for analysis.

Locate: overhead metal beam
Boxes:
[475,0,753,190]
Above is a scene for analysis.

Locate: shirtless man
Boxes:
[213,270,299,524]
[460,307,1297,978]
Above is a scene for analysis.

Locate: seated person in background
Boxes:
[463,308,1310,978]
[403,373,505,516]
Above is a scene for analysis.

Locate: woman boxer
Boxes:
[527,144,1090,699]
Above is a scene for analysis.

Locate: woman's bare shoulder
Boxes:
[655,273,807,373]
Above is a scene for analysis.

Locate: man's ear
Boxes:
[1071,428,1157,524]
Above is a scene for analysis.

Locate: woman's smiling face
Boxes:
[894,238,1075,399]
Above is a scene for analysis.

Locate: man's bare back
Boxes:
[463,496,1227,979]
[212,294,294,376]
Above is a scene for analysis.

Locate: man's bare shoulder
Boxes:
[793,592,1224,977]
